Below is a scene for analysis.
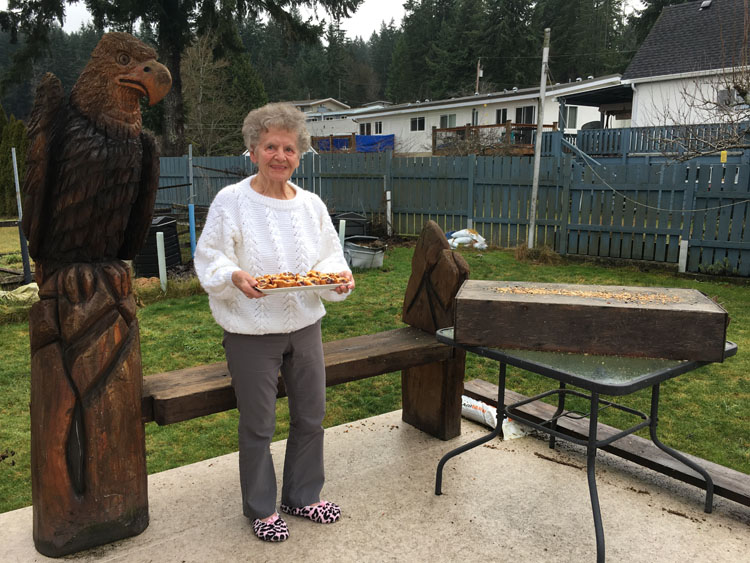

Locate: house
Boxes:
[302,104,392,138]
[554,84,634,130]
[290,98,351,113]
[346,75,622,156]
[621,0,749,127]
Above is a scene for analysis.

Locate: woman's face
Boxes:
[249,127,301,185]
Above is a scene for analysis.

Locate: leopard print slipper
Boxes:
[252,513,289,542]
[280,500,341,524]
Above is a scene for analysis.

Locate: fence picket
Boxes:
[156,152,749,277]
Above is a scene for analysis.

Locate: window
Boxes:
[515,105,535,124]
[410,116,425,131]
[496,108,508,124]
[439,114,456,128]
[564,106,578,129]
[471,108,479,126]
[375,121,383,134]
[718,88,747,108]
[359,122,372,135]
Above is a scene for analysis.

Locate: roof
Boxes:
[622,0,748,81]
[556,84,633,107]
[289,98,351,111]
[351,75,623,119]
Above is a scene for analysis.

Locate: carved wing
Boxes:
[21,73,65,258]
[118,132,159,260]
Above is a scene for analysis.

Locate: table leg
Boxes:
[648,383,714,513]
[548,382,567,450]
[587,391,605,563]
[435,363,506,495]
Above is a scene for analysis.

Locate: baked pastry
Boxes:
[255,271,349,290]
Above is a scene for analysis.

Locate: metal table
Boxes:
[434,327,737,563]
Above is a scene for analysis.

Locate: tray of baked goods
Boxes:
[255,271,350,294]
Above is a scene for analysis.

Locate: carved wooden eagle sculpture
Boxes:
[22,32,172,280]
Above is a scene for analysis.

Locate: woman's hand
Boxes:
[334,271,355,294]
[232,270,265,299]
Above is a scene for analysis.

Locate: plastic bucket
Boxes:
[344,236,386,269]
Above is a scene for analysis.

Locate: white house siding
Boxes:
[306,116,359,137]
[296,77,620,156]
[354,98,602,156]
[628,72,739,127]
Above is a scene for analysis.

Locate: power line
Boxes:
[580,156,750,213]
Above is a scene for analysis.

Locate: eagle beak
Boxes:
[118,60,172,106]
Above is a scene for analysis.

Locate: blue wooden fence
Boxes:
[568,123,750,165]
[158,151,750,277]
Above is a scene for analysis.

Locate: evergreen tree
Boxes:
[481,0,538,90]
[386,35,412,103]
[532,0,628,83]
[0,103,7,138]
[368,21,399,100]
[325,22,350,101]
[386,0,458,102]
[426,0,485,98]
[0,25,101,121]
[629,0,690,46]
[346,37,380,105]
[239,16,329,102]
[1,0,362,156]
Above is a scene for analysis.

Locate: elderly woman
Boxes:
[194,102,354,542]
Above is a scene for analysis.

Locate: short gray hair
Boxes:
[242,102,311,154]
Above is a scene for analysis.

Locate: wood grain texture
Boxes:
[402,220,470,333]
[142,327,457,431]
[30,263,148,557]
[23,32,171,557]
[454,281,728,360]
[402,349,465,440]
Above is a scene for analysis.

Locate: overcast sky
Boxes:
[2,0,642,40]
[0,0,407,40]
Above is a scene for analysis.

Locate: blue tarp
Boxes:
[315,137,352,152]
[355,134,395,153]
[314,134,394,153]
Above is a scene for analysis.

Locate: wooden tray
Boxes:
[453,280,729,361]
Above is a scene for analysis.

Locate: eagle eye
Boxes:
[117,53,131,66]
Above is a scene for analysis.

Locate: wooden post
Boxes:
[30,262,148,557]
[401,220,470,440]
[504,120,513,148]
[402,349,466,440]
[558,156,572,255]
[529,27,551,249]
[467,154,475,230]
[11,148,32,284]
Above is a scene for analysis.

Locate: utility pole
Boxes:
[475,59,483,95]
[528,28,550,249]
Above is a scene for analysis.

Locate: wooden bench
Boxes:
[141,220,471,441]
[141,325,466,440]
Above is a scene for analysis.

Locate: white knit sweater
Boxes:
[194,176,351,335]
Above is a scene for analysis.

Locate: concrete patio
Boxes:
[2,409,748,562]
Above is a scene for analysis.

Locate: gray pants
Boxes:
[223,321,326,520]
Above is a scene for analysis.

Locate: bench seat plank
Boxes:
[142,326,453,426]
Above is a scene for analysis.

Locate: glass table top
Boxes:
[436,327,736,394]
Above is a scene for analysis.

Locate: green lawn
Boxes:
[1,245,748,514]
